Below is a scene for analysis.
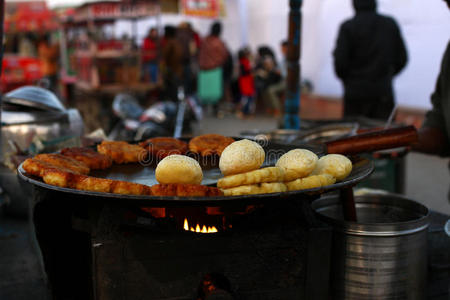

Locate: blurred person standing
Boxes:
[38,34,60,93]
[254,47,277,92]
[414,0,450,208]
[333,0,408,120]
[161,25,184,101]
[264,41,289,118]
[177,22,198,96]
[415,0,450,157]
[237,47,255,118]
[222,45,234,113]
[256,41,288,117]
[141,28,160,83]
[198,22,229,116]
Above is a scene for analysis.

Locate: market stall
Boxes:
[57,0,176,132]
[1,1,59,93]
[59,0,161,94]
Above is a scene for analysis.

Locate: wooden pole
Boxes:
[0,0,4,75]
[284,0,302,129]
[0,0,5,132]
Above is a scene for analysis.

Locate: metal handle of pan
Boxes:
[325,125,418,155]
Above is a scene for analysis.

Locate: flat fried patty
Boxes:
[221,182,287,196]
[150,183,223,197]
[217,166,285,189]
[42,169,152,195]
[33,154,90,174]
[60,147,113,170]
[188,134,235,156]
[139,137,188,159]
[97,140,148,164]
[23,157,76,177]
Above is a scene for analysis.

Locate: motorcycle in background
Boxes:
[108,88,202,141]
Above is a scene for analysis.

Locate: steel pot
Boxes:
[312,193,429,300]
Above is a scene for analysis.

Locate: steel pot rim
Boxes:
[312,193,430,236]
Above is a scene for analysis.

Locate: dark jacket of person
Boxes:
[333,0,408,99]
[422,41,450,155]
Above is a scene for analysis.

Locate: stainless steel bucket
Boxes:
[312,193,429,300]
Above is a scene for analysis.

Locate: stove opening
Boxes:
[139,205,259,233]
[184,218,218,233]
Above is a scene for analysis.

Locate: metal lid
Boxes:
[1,110,67,125]
[3,86,65,112]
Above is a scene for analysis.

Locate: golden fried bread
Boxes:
[71,175,114,193]
[155,155,203,184]
[276,149,318,181]
[219,139,265,176]
[217,166,284,189]
[285,174,336,191]
[151,183,223,197]
[221,182,287,196]
[311,154,352,181]
[41,168,76,188]
[189,134,235,156]
[139,137,188,159]
[109,180,152,195]
[42,169,152,195]
[34,153,90,174]
[23,158,75,177]
[60,147,112,170]
[97,140,147,164]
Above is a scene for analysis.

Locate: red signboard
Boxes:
[4,1,59,33]
[1,55,43,92]
[181,0,219,18]
[72,1,159,23]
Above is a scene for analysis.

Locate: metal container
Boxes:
[0,86,84,216]
[312,193,429,300]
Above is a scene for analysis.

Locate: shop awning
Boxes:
[4,1,59,33]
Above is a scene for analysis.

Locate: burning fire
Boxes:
[184,218,218,234]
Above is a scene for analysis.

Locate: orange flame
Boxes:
[184,218,218,233]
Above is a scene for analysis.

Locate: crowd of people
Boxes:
[140,21,288,119]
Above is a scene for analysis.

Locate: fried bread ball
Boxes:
[155,155,203,184]
[311,154,352,181]
[219,139,265,176]
[276,149,318,181]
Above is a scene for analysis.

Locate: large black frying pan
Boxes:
[17,126,417,206]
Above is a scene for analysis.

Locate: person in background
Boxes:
[221,45,234,116]
[177,22,197,96]
[237,47,255,118]
[141,28,159,84]
[37,34,60,93]
[188,23,202,90]
[18,33,36,57]
[333,0,408,120]
[262,41,289,117]
[254,46,281,116]
[415,0,450,156]
[161,25,184,101]
[197,22,229,116]
[413,0,450,207]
